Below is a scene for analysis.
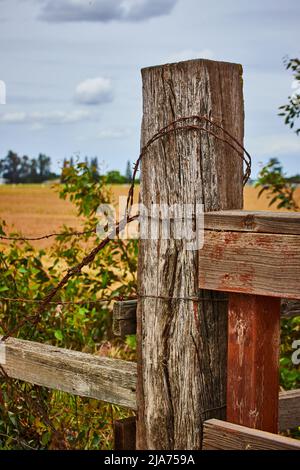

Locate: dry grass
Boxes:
[0,183,299,248]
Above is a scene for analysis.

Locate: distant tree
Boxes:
[125,160,132,183]
[286,174,300,184]
[30,158,38,183]
[0,151,57,184]
[0,151,22,183]
[90,157,99,181]
[106,170,127,184]
[20,155,31,183]
[37,153,51,181]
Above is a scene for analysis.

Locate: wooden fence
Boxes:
[1,58,300,450]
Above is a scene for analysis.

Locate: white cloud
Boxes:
[250,134,300,157]
[74,77,113,105]
[96,128,131,139]
[167,49,214,63]
[39,0,177,22]
[0,109,93,127]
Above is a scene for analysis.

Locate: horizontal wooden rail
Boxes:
[279,389,300,431]
[204,210,300,235]
[281,299,300,318]
[0,336,136,409]
[203,419,300,450]
[199,210,300,299]
[113,299,300,338]
[1,336,300,427]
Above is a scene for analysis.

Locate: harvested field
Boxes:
[0,183,299,248]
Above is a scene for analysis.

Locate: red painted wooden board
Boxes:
[227,293,281,433]
[199,231,300,299]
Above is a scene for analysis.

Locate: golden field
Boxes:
[0,183,299,248]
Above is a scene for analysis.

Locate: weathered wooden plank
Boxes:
[138,59,244,450]
[114,417,136,450]
[113,300,137,337]
[204,210,300,235]
[199,231,300,299]
[227,293,281,433]
[203,419,300,450]
[0,335,299,427]
[0,337,136,409]
[281,299,300,318]
[279,389,300,431]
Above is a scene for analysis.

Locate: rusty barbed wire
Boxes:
[0,293,228,305]
[1,115,251,243]
[0,295,136,305]
[126,115,251,218]
[0,114,252,448]
[0,214,138,341]
[0,115,251,338]
[0,228,96,242]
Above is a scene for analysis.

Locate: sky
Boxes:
[0,0,299,178]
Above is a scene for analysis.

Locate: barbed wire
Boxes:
[0,115,251,337]
[0,295,136,305]
[1,115,251,244]
[125,115,251,218]
[0,214,138,341]
[0,293,228,305]
[0,114,252,448]
[0,228,96,242]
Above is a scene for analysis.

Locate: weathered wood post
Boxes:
[137,59,244,449]
[227,293,281,433]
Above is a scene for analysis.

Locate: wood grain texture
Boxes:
[279,389,300,431]
[199,231,300,299]
[227,294,281,433]
[1,335,299,430]
[137,59,244,450]
[113,300,137,337]
[114,417,136,450]
[281,299,300,318]
[204,210,300,235]
[203,419,300,450]
[0,336,136,409]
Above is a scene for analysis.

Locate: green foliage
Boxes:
[279,57,300,135]
[255,158,299,210]
[280,316,300,390]
[0,161,137,449]
[105,170,128,184]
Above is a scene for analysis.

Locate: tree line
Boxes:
[0,151,134,184]
[0,151,57,184]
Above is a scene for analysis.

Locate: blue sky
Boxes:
[0,0,299,177]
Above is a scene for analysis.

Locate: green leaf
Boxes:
[54,330,63,341]
[0,286,9,292]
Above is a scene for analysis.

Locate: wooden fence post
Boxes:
[227,293,281,433]
[137,59,244,449]
[114,417,136,450]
